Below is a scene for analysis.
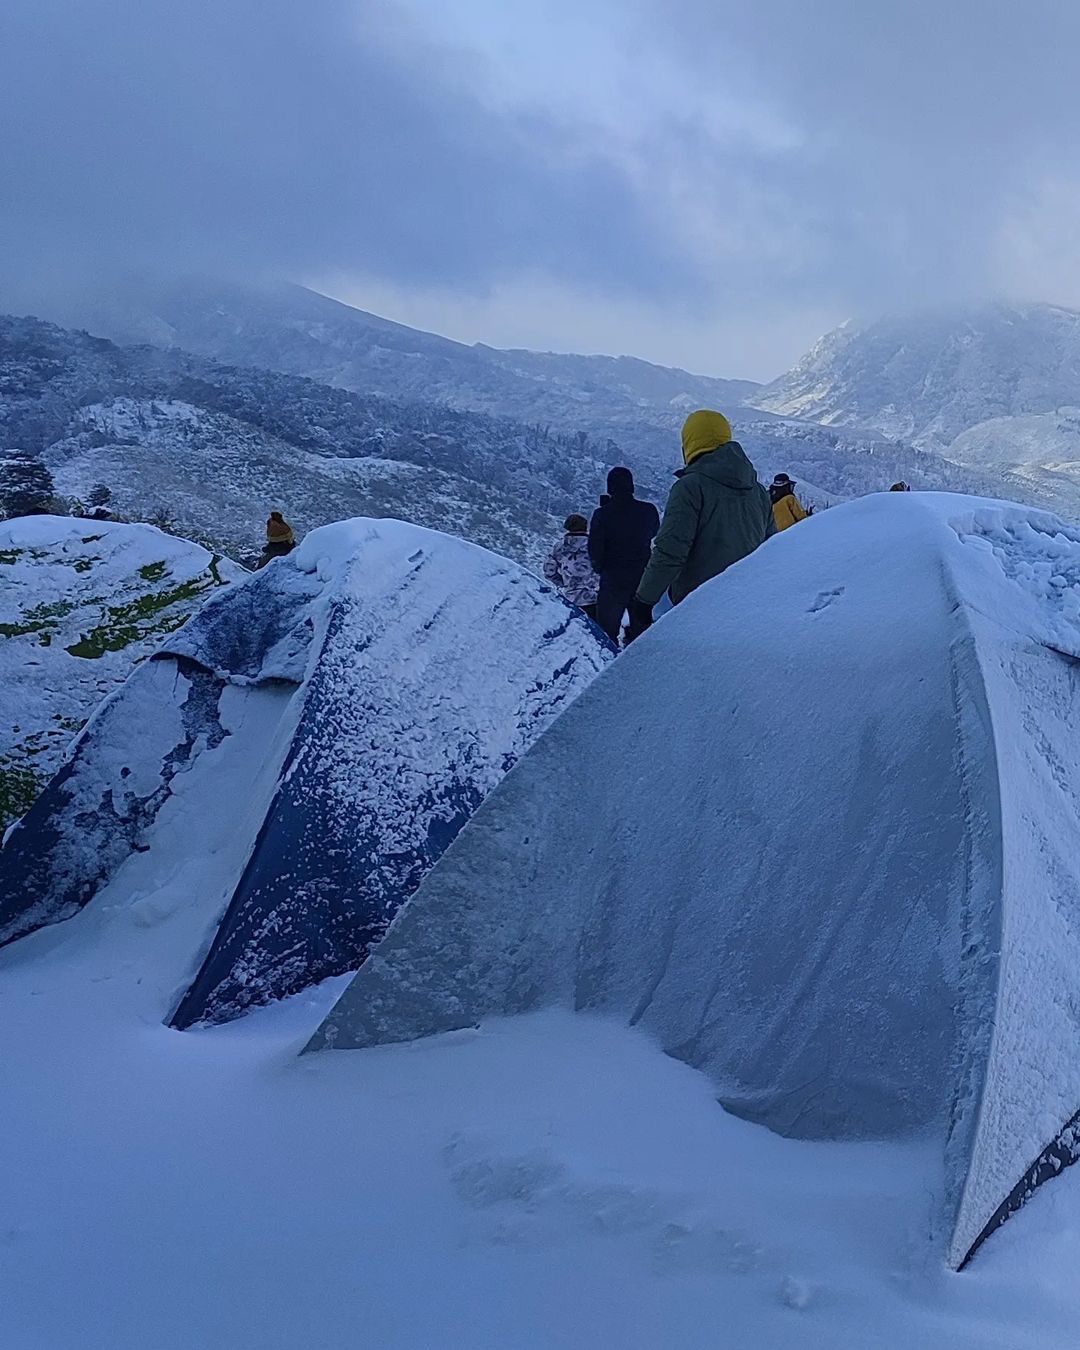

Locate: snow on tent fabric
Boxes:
[307,494,1080,1270]
[0,557,322,949]
[0,519,612,1027]
[172,521,612,1026]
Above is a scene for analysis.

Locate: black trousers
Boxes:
[596,571,647,644]
[256,541,296,569]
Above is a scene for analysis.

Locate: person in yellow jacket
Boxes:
[769,474,809,530]
[258,510,298,567]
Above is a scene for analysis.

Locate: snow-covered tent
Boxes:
[308,495,1080,1268]
[0,519,611,1025]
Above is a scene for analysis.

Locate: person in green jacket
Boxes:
[634,410,774,621]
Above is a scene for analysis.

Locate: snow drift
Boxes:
[309,494,1080,1269]
[0,518,611,1024]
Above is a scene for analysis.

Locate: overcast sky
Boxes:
[2,0,1080,378]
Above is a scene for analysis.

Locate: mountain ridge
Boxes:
[4,304,1079,578]
[750,301,1080,455]
[51,278,760,458]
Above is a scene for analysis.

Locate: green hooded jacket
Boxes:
[636,441,774,607]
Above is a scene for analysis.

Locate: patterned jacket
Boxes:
[543,533,598,607]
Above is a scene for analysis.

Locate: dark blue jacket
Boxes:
[588,494,661,580]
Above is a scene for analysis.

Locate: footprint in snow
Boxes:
[808,586,846,614]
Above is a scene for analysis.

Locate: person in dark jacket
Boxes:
[635,411,774,617]
[588,467,660,644]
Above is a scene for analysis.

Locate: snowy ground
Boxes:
[4,939,1080,1350]
[3,579,1080,1349]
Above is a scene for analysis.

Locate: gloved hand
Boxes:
[627,597,653,641]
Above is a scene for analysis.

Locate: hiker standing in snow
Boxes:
[258,511,297,568]
[769,473,809,531]
[588,467,660,644]
[543,514,599,620]
[634,411,774,621]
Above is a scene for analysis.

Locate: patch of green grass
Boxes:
[0,760,42,830]
[27,600,75,623]
[138,560,169,582]
[0,618,50,639]
[64,568,223,659]
[0,598,75,641]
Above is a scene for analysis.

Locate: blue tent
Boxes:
[0,520,612,1026]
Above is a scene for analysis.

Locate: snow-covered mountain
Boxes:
[0,515,241,831]
[736,417,1013,508]
[46,395,567,567]
[57,277,760,454]
[750,303,1080,462]
[0,313,626,566]
[4,310,1055,569]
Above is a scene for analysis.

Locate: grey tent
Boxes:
[307,494,1080,1268]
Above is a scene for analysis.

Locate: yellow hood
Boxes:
[681,410,733,465]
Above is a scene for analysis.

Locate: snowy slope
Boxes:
[44,396,561,565]
[8,308,1077,562]
[2,728,1080,1345]
[946,408,1080,467]
[750,303,1080,453]
[60,277,761,445]
[71,282,1033,504]
[0,313,617,568]
[0,515,240,831]
[737,417,1011,507]
[749,305,1080,515]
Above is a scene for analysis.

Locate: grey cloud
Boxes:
[0,0,695,304]
[4,0,1080,374]
[661,0,1080,311]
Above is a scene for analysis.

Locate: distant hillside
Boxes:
[750,303,1080,453]
[2,309,1071,580]
[0,313,624,565]
[55,277,759,456]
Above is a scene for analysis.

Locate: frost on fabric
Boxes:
[944,506,1080,1265]
[0,658,228,947]
[162,556,324,684]
[172,519,612,1028]
[2,518,609,1006]
[308,494,1080,1270]
[0,544,316,947]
